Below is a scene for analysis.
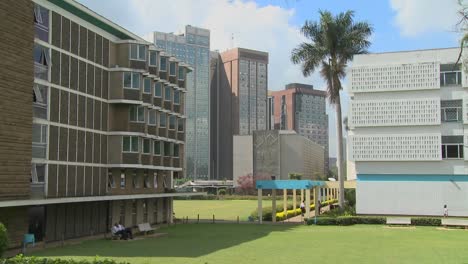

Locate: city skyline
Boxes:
[76,0,461,157]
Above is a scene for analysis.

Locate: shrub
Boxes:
[307,217,337,225]
[218,189,226,195]
[336,216,358,226]
[0,222,8,258]
[0,255,129,264]
[344,189,356,207]
[411,217,441,226]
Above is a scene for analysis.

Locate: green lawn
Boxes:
[33,224,468,264]
[174,200,262,221]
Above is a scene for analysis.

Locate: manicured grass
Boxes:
[174,199,297,221]
[32,224,468,264]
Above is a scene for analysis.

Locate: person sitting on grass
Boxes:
[111,223,127,240]
[118,222,133,240]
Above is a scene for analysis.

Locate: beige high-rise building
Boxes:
[210,48,268,180]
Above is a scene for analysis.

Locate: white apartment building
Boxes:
[348,47,468,216]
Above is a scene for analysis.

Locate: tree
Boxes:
[291,10,373,209]
[456,0,468,70]
[236,173,271,195]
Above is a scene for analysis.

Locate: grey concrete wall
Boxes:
[357,181,468,216]
[233,135,253,187]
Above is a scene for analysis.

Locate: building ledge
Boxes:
[0,192,206,208]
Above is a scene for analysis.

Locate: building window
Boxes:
[144,172,150,188]
[33,44,49,80]
[153,172,158,188]
[120,171,126,189]
[178,67,185,81]
[177,119,184,132]
[154,82,162,97]
[143,138,151,154]
[173,90,180,104]
[164,86,171,101]
[441,100,462,122]
[32,123,47,159]
[148,110,157,126]
[440,64,462,86]
[160,57,167,71]
[33,84,48,119]
[129,106,145,122]
[108,171,115,189]
[164,142,172,157]
[123,136,139,152]
[133,171,140,189]
[123,72,140,89]
[159,113,166,128]
[149,51,157,66]
[153,141,161,155]
[143,78,152,94]
[34,4,49,42]
[130,44,146,61]
[31,163,45,183]
[442,136,464,159]
[169,115,176,130]
[169,62,176,76]
[173,144,179,157]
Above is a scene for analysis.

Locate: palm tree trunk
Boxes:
[335,94,345,209]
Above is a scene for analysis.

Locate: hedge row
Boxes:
[250,199,338,221]
[306,216,442,226]
[1,255,128,264]
[0,223,7,258]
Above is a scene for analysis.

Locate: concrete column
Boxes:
[272,189,277,223]
[300,189,304,203]
[305,189,311,219]
[168,197,174,223]
[283,189,287,215]
[258,189,263,224]
[314,186,319,216]
[293,189,297,211]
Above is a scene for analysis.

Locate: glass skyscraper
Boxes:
[149,26,210,180]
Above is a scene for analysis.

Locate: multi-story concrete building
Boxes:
[233,130,325,186]
[210,48,269,180]
[0,0,198,247]
[147,26,211,180]
[271,83,329,173]
[349,47,468,216]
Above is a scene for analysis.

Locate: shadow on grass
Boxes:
[33,224,298,258]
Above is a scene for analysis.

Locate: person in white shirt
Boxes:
[300,200,306,217]
[118,223,133,240]
[444,205,448,217]
[111,223,126,239]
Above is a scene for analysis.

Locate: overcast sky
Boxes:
[77,0,461,157]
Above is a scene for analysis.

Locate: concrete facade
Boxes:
[271,83,329,173]
[0,0,197,247]
[349,47,468,216]
[233,130,324,186]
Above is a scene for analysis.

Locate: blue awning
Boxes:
[255,180,325,190]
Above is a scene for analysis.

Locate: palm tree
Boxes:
[291,10,372,209]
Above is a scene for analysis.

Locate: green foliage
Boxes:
[307,216,386,226]
[218,189,226,196]
[411,218,441,226]
[344,189,356,207]
[250,199,338,221]
[288,173,302,180]
[0,255,129,264]
[0,222,8,258]
[321,205,356,217]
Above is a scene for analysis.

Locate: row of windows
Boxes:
[122,136,180,157]
[128,106,184,131]
[123,73,182,103]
